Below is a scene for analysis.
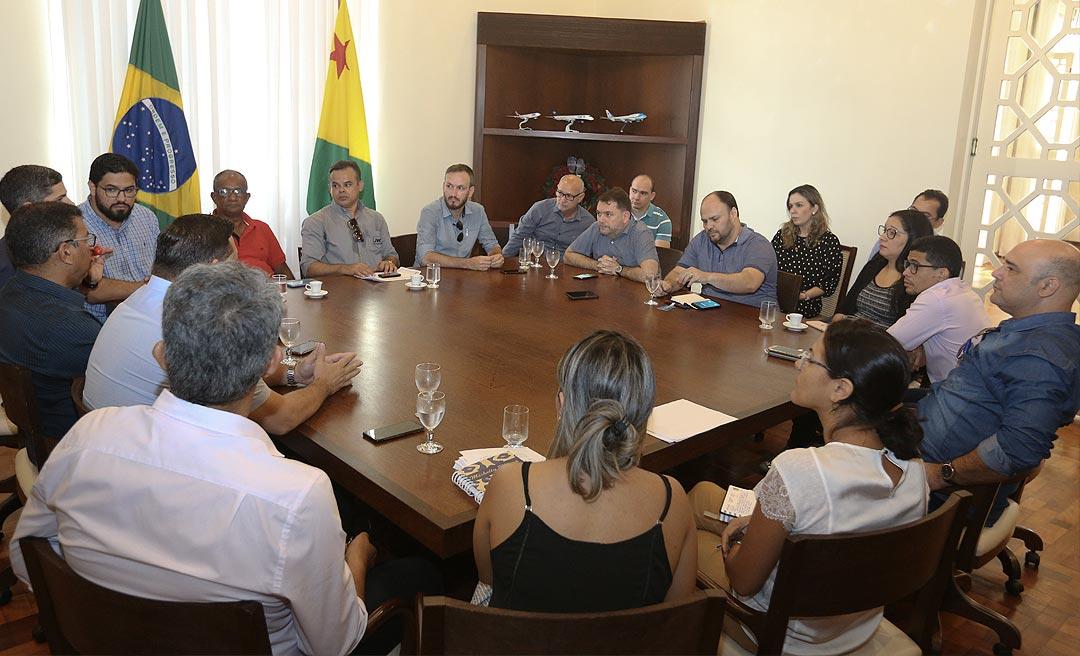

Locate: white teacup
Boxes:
[410,273,424,286]
[786,313,804,326]
[305,280,323,293]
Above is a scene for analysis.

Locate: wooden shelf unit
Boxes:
[473,13,706,249]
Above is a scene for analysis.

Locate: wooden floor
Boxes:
[1,420,1077,654]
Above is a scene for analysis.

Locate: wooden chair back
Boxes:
[725,491,971,654]
[393,233,418,268]
[776,270,803,313]
[816,244,857,318]
[71,376,90,418]
[19,536,272,655]
[414,589,726,655]
[0,363,55,468]
[656,246,684,277]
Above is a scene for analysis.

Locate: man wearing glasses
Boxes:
[210,169,295,279]
[301,160,399,277]
[78,153,160,323]
[886,236,990,384]
[415,163,503,270]
[503,174,595,259]
[0,202,104,445]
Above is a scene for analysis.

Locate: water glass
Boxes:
[758,300,777,329]
[416,391,446,454]
[644,272,661,305]
[426,262,441,288]
[544,244,561,279]
[521,236,535,268]
[502,404,529,448]
[531,238,545,268]
[415,362,441,393]
[271,274,287,300]
[279,318,301,365]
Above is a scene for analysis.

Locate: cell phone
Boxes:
[692,299,721,310]
[377,272,401,278]
[363,420,424,443]
[566,290,599,300]
[573,273,598,280]
[291,341,318,357]
[766,345,804,362]
[286,278,312,288]
[501,268,526,275]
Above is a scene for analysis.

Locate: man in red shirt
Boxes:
[210,169,295,278]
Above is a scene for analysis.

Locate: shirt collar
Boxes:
[999,311,1078,334]
[152,389,281,454]
[441,198,472,220]
[211,209,251,228]
[11,269,86,305]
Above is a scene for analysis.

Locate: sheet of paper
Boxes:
[646,398,737,443]
[719,485,757,520]
[357,267,420,282]
[453,446,545,470]
[671,293,709,305]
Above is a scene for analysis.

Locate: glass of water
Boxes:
[426,262,441,288]
[415,362,441,393]
[279,318,301,365]
[644,272,661,305]
[416,391,446,454]
[531,238,545,268]
[502,404,529,449]
[272,274,287,300]
[759,300,777,329]
[521,237,535,268]
[544,243,561,279]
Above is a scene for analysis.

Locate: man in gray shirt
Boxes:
[503,174,594,257]
[659,190,777,307]
[564,187,659,284]
[301,160,398,277]
[415,164,503,270]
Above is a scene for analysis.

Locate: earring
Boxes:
[829,403,838,415]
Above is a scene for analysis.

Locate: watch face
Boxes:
[941,463,955,481]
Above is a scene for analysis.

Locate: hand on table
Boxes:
[806,320,828,332]
[597,255,621,276]
[376,259,398,273]
[305,343,363,394]
[344,262,375,278]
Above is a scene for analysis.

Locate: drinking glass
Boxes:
[416,391,446,454]
[271,274,287,300]
[426,262,441,288]
[544,243,561,279]
[644,272,661,305]
[502,404,529,448]
[279,318,301,365]
[531,239,545,268]
[758,300,777,329]
[521,237,535,268]
[415,362,441,393]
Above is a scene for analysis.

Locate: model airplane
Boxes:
[508,111,540,130]
[549,111,594,133]
[605,109,647,133]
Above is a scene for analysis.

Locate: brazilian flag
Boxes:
[307,0,375,214]
[111,0,200,229]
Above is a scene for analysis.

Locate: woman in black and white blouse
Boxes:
[770,184,841,318]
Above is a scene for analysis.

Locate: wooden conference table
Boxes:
[272,263,817,559]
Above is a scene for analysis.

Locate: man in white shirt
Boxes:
[888,236,991,383]
[12,262,374,655]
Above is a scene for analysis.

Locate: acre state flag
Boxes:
[111,0,200,228]
[307,0,375,214]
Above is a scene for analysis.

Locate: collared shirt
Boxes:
[414,197,500,265]
[567,219,658,267]
[0,236,14,289]
[919,311,1080,476]
[887,277,992,383]
[83,275,271,411]
[632,203,672,243]
[677,224,778,307]
[215,210,287,276]
[11,390,366,656]
[503,198,594,257]
[300,203,397,277]
[79,198,159,323]
[0,270,100,443]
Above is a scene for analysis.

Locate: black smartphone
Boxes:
[566,290,599,300]
[766,345,804,362]
[377,272,401,278]
[291,341,318,357]
[502,268,526,275]
[364,420,424,442]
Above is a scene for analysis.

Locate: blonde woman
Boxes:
[771,184,842,318]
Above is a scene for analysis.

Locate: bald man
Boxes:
[629,174,672,248]
[919,239,1080,523]
[503,174,595,258]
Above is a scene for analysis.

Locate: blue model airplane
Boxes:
[605,109,647,133]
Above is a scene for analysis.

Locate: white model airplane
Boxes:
[605,109,647,133]
[508,111,540,130]
[548,111,594,133]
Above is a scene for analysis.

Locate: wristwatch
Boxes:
[615,264,624,276]
[286,367,298,387]
[83,276,99,290]
[940,462,956,483]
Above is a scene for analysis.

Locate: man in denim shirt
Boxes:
[919,239,1080,522]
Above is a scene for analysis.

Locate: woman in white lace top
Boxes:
[688,319,928,654]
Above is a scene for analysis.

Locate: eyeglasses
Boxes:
[797,350,836,377]
[454,220,465,242]
[902,259,939,274]
[347,218,364,243]
[555,190,583,201]
[57,233,97,251]
[956,326,999,363]
[215,188,247,198]
[878,224,906,240]
[99,185,138,199]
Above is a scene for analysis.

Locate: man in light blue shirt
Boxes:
[503,174,594,257]
[415,164,503,270]
[629,174,673,247]
[564,187,658,284]
[659,190,777,307]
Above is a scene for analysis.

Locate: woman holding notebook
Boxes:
[689,319,928,654]
[472,330,697,611]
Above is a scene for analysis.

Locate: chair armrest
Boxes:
[723,593,767,639]
[362,597,416,654]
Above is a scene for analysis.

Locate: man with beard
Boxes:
[563,187,658,283]
[300,160,399,278]
[211,169,295,278]
[78,153,158,322]
[502,174,594,258]
[415,163,503,270]
[657,190,777,307]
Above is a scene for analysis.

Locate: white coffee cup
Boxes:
[786,313,804,326]
[305,280,323,293]
[410,273,424,286]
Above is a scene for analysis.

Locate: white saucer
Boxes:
[405,283,427,290]
[783,321,807,331]
[304,290,328,298]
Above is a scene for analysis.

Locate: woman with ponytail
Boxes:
[689,318,928,654]
[473,330,697,612]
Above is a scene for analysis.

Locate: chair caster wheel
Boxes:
[1004,579,1024,596]
[992,643,1012,655]
[0,587,11,606]
[32,624,46,643]
[1024,551,1040,569]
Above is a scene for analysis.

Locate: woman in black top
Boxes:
[473,331,697,612]
[771,184,842,318]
